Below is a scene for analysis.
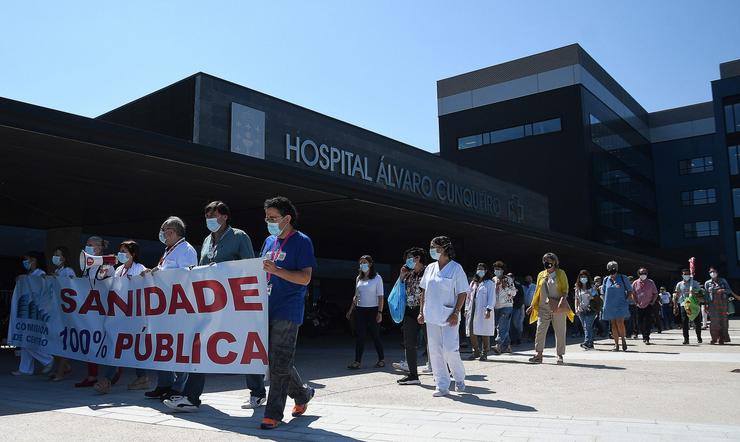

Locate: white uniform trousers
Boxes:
[426,322,466,392]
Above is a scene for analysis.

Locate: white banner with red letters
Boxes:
[8,259,268,374]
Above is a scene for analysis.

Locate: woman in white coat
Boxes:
[419,236,469,397]
[465,263,495,361]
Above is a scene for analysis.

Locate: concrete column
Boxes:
[45,227,82,276]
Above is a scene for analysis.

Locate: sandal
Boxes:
[375,360,385,368]
[347,361,361,369]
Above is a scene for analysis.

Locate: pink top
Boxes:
[632,278,658,309]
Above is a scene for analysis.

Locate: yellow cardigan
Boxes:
[528,268,575,324]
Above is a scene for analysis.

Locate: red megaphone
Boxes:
[79,250,117,272]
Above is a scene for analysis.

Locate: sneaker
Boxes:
[163,395,199,412]
[422,363,432,374]
[556,356,564,365]
[291,387,315,417]
[93,378,112,394]
[127,376,149,390]
[455,383,466,393]
[432,389,449,397]
[241,396,267,409]
[397,375,421,385]
[479,353,487,361]
[144,386,169,399]
[391,361,409,372]
[260,418,280,430]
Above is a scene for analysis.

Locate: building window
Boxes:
[684,220,719,238]
[734,188,740,217]
[725,103,740,134]
[679,156,713,175]
[729,146,740,176]
[681,188,717,206]
[457,117,561,150]
[736,231,740,262]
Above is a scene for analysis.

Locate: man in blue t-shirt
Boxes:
[259,196,317,430]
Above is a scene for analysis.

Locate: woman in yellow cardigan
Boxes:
[526,252,575,365]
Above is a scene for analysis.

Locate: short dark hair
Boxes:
[204,201,231,224]
[264,196,298,227]
[119,240,141,263]
[492,260,506,271]
[26,250,46,273]
[53,246,74,271]
[431,236,455,260]
[681,268,690,274]
[403,247,427,265]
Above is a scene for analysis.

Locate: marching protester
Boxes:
[419,236,468,396]
[574,270,597,350]
[632,268,658,345]
[602,261,632,351]
[626,276,638,339]
[527,253,573,365]
[675,269,703,345]
[49,246,75,381]
[164,201,263,411]
[395,247,427,385]
[464,263,494,361]
[592,275,609,338]
[704,267,738,344]
[491,261,515,355]
[345,255,385,369]
[12,251,53,376]
[75,235,113,388]
[142,217,198,399]
[509,272,525,346]
[258,197,317,430]
[659,286,674,330]
[522,275,536,341]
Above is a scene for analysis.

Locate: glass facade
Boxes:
[684,221,719,238]
[457,117,561,150]
[729,146,739,176]
[679,156,714,175]
[734,188,740,217]
[725,103,740,133]
[681,188,717,206]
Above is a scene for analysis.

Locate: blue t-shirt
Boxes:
[260,230,317,324]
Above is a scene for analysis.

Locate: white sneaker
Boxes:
[163,395,199,412]
[455,383,466,393]
[241,396,267,409]
[422,363,432,374]
[432,389,449,397]
[391,361,409,372]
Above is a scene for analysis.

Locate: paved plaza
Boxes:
[2,321,740,441]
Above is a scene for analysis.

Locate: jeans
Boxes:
[579,313,596,346]
[661,304,673,330]
[184,373,265,406]
[494,306,513,349]
[402,307,422,377]
[681,307,702,343]
[264,319,311,421]
[627,305,638,336]
[510,306,524,344]
[157,371,189,393]
[636,306,653,341]
[354,306,384,363]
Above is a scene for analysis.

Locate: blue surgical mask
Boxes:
[580,277,588,284]
[494,269,503,278]
[117,252,129,264]
[682,275,691,281]
[206,217,221,233]
[52,255,62,267]
[159,230,167,244]
[476,270,485,278]
[85,246,96,255]
[429,248,440,261]
[405,258,416,269]
[267,220,284,236]
[22,259,31,270]
[359,263,370,273]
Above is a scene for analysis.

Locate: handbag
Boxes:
[388,278,406,323]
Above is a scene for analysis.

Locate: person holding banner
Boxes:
[346,255,385,370]
[49,246,76,381]
[12,251,53,376]
[396,247,426,386]
[675,268,703,345]
[259,196,317,430]
[165,201,265,412]
[143,217,198,400]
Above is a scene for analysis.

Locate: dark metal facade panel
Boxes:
[720,59,740,80]
[648,102,715,127]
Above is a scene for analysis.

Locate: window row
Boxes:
[457,118,561,150]
[725,103,740,134]
[679,156,713,175]
[681,188,716,206]
[684,220,719,238]
[729,146,740,176]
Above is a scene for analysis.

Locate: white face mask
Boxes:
[639,275,647,281]
[682,275,691,282]
[710,272,718,279]
[159,230,167,244]
[494,269,503,278]
[476,270,485,278]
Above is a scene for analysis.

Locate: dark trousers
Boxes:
[681,307,702,342]
[264,320,311,421]
[627,305,638,336]
[636,307,653,341]
[184,373,265,406]
[354,306,384,363]
[652,303,662,332]
[402,307,422,377]
[661,304,673,329]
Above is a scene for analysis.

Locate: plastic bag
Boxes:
[388,279,406,323]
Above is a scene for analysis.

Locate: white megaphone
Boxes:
[79,250,117,272]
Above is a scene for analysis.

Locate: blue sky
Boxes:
[1,1,739,152]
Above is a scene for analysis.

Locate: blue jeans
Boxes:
[661,304,673,330]
[264,319,311,421]
[157,370,189,393]
[579,313,596,346]
[510,306,524,344]
[494,307,513,348]
[184,372,265,406]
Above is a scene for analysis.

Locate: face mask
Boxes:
[608,268,617,275]
[117,252,129,264]
[85,246,96,255]
[543,262,553,270]
[710,272,717,279]
[405,258,416,269]
[359,263,370,273]
[682,275,691,281]
[494,269,503,278]
[429,248,440,261]
[22,260,31,270]
[639,275,647,281]
[476,270,485,278]
[52,255,62,267]
[267,217,286,236]
[159,230,167,244]
[580,277,588,284]
[206,217,221,233]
